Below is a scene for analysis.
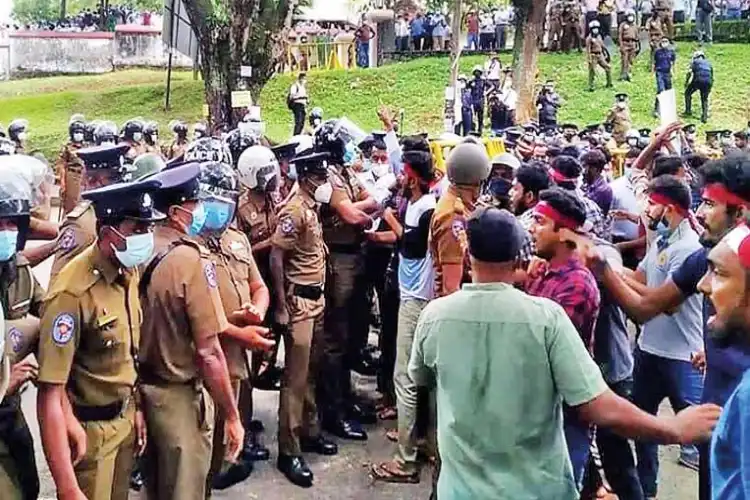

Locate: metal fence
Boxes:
[283,41,356,73]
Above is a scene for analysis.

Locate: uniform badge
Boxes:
[8,327,23,353]
[250,212,258,221]
[451,218,466,239]
[280,216,294,235]
[52,313,75,345]
[58,227,76,252]
[657,251,667,266]
[204,262,218,289]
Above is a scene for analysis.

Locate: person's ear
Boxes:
[101,225,127,251]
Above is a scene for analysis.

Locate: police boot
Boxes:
[684,94,693,116]
[242,420,270,462]
[130,458,144,491]
[211,460,254,490]
[605,70,613,88]
[652,99,660,119]
[701,108,708,124]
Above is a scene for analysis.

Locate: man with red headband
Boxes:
[526,187,601,490]
[588,154,750,499]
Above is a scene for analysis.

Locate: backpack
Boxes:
[286,86,295,109]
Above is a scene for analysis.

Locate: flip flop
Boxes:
[377,406,398,421]
[370,462,420,484]
[385,429,398,442]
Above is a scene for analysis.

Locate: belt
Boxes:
[139,368,196,387]
[73,396,130,422]
[292,283,324,301]
[328,243,363,254]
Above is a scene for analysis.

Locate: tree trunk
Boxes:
[513,0,548,124]
[511,8,526,65]
[60,0,67,21]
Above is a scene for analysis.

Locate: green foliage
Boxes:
[1,42,748,160]
[12,0,59,23]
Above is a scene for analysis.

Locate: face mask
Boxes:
[627,16,634,22]
[343,142,357,165]
[151,134,158,143]
[372,162,390,179]
[17,132,27,142]
[361,159,373,172]
[202,199,235,234]
[112,232,154,268]
[314,182,334,204]
[73,132,84,143]
[132,132,143,142]
[627,138,638,147]
[187,202,206,237]
[0,230,18,262]
[591,29,599,35]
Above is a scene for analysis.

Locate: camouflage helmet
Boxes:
[129,153,167,181]
[184,137,233,165]
[224,128,259,167]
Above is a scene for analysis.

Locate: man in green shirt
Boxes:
[408,206,722,499]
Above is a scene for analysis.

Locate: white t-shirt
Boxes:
[485,59,502,80]
[399,194,437,301]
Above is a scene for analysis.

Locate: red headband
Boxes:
[702,183,750,208]
[550,168,579,184]
[533,201,580,230]
[723,225,750,269]
[649,192,688,216]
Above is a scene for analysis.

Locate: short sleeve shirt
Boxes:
[710,370,750,499]
[429,185,473,297]
[408,283,607,499]
[50,202,97,280]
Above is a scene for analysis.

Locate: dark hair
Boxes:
[648,174,692,212]
[653,155,683,178]
[515,163,551,198]
[581,149,607,171]
[700,152,750,205]
[372,139,387,152]
[626,147,642,159]
[401,135,430,154]
[550,155,582,189]
[561,145,580,158]
[538,187,587,227]
[683,153,708,172]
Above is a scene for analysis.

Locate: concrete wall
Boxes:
[6,26,193,78]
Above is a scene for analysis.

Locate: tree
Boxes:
[13,0,59,23]
[181,0,294,130]
[511,0,546,123]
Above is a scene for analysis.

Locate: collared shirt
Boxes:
[408,282,608,499]
[637,218,704,361]
[672,246,750,404]
[711,369,750,499]
[395,20,410,38]
[609,174,640,241]
[574,188,611,241]
[526,257,601,350]
[585,175,614,217]
[517,208,536,232]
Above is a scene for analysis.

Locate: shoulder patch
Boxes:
[52,313,75,345]
[204,261,218,288]
[451,218,466,239]
[453,198,465,215]
[58,227,77,253]
[67,201,92,220]
[280,216,295,235]
[8,327,23,353]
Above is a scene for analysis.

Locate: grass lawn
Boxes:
[1,42,748,160]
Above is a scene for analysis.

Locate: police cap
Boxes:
[82,178,165,223]
[271,142,299,162]
[639,128,652,138]
[147,162,202,210]
[615,92,628,102]
[76,143,129,171]
[682,124,697,134]
[292,152,330,178]
[466,206,524,263]
[561,123,579,131]
[706,130,721,140]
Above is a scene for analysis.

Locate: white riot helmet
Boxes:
[289,134,315,156]
[237,145,280,192]
[589,19,601,30]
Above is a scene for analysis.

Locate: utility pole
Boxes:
[444,0,462,133]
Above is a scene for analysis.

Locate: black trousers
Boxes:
[685,81,711,119]
[0,399,39,500]
[597,13,613,39]
[291,103,306,135]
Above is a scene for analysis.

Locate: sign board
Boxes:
[162,0,199,60]
[231,91,253,108]
[658,89,681,154]
[240,65,253,77]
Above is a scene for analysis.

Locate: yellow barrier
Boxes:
[284,41,355,73]
[429,138,507,173]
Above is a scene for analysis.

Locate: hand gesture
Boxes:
[240,325,276,352]
[671,404,722,444]
[8,360,38,395]
[377,105,395,131]
[526,257,548,280]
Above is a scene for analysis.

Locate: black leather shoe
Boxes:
[352,357,378,376]
[348,403,377,425]
[253,366,283,391]
[243,442,271,462]
[129,469,144,492]
[300,435,338,456]
[211,460,253,490]
[323,419,368,441]
[277,454,314,488]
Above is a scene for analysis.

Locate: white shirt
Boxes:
[494,9,512,24]
[485,59,502,80]
[500,87,518,110]
[585,0,601,12]
[480,16,495,33]
[395,19,410,37]
[289,82,307,103]
[617,0,638,10]
[609,174,640,241]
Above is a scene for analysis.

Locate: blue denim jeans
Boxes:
[465,32,479,50]
[726,8,741,19]
[632,348,704,497]
[564,407,592,491]
[656,71,673,94]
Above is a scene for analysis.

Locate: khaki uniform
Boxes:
[38,245,140,500]
[50,201,97,280]
[319,166,369,423]
[56,142,86,215]
[124,141,147,162]
[618,22,639,80]
[698,145,723,160]
[206,228,263,479]
[429,185,473,298]
[654,0,673,39]
[164,140,189,161]
[561,1,582,52]
[548,1,564,52]
[586,35,612,90]
[271,190,325,455]
[143,144,163,157]
[0,255,44,500]
[139,224,229,500]
[606,107,632,145]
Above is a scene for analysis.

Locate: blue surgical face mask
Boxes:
[203,199,236,234]
[655,219,671,238]
[112,232,154,268]
[343,142,356,164]
[188,202,206,237]
[0,230,18,262]
[361,159,373,172]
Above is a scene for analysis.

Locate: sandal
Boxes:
[370,461,420,484]
[377,406,398,421]
[385,429,398,442]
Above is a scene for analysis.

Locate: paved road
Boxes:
[23,239,698,499]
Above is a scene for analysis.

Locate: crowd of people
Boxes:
[10,5,160,32]
[1,82,750,500]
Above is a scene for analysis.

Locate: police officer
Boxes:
[50,144,131,280]
[37,178,163,500]
[236,146,283,390]
[57,115,88,215]
[143,121,162,155]
[272,141,304,201]
[309,107,324,131]
[138,163,244,500]
[468,66,487,136]
[93,121,118,146]
[270,152,339,488]
[197,161,275,490]
[193,122,209,142]
[121,119,147,161]
[536,80,560,130]
[646,10,664,67]
[225,128,259,167]
[684,50,713,124]
[618,9,639,81]
[314,122,378,440]
[548,0,564,52]
[129,153,166,182]
[606,93,632,146]
[185,136,234,166]
[700,130,724,160]
[7,120,28,154]
[165,121,190,160]
[653,36,676,117]
[586,20,612,91]
[561,0,582,52]
[0,165,45,500]
[682,123,698,153]
[654,0,674,39]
